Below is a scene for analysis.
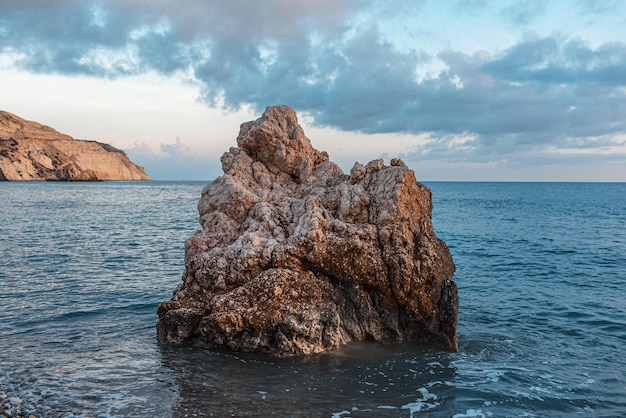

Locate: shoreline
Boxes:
[1,384,36,418]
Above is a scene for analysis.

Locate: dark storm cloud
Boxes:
[1,0,626,163]
[404,38,626,161]
[482,37,626,86]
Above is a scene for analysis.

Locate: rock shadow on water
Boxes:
[157,339,458,417]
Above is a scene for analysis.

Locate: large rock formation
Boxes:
[157,105,458,356]
[0,111,150,181]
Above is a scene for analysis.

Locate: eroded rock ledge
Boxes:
[157,105,458,356]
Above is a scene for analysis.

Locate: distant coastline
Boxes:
[0,111,150,181]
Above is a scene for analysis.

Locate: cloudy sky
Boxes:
[1,0,625,181]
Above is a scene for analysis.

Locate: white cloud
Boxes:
[160,136,195,158]
[126,138,217,180]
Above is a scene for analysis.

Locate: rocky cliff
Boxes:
[0,111,150,181]
[157,105,458,356]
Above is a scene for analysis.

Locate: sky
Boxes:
[1,0,625,181]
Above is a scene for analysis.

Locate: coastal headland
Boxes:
[0,110,149,181]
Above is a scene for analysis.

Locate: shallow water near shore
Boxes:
[1,181,625,417]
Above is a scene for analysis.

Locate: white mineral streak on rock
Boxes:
[157,105,458,356]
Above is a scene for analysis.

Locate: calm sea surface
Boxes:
[1,181,624,417]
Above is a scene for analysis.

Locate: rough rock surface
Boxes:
[157,105,458,356]
[0,110,150,181]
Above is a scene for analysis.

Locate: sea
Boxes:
[0,181,624,417]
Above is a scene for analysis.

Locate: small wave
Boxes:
[452,409,489,418]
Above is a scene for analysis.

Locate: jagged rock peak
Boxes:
[234,105,326,178]
[157,105,458,356]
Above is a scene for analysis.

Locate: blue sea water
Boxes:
[0,181,624,417]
